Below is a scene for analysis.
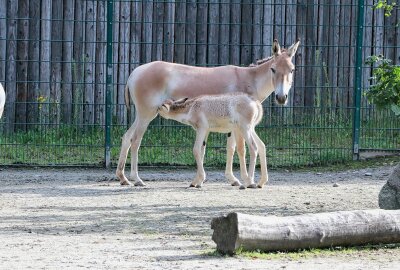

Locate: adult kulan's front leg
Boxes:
[224,133,242,186]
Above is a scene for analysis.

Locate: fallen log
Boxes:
[211,209,400,254]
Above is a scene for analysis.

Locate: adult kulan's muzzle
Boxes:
[275,94,288,105]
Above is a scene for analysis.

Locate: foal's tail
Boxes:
[124,83,131,112]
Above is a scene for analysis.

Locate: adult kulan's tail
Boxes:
[255,101,263,125]
[124,83,131,112]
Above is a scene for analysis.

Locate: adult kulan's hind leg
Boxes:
[116,114,155,186]
[239,127,258,189]
[116,121,137,185]
[224,133,242,186]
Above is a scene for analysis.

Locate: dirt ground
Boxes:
[0,165,399,269]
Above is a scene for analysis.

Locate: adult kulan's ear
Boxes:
[287,39,300,58]
[272,39,281,56]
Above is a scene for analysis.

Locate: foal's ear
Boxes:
[287,39,300,58]
[174,97,189,104]
[272,39,281,56]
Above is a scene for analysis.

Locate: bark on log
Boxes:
[211,210,400,254]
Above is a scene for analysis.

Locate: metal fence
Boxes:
[0,0,399,168]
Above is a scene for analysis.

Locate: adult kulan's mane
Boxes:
[249,48,288,67]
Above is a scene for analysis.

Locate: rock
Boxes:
[365,172,372,176]
[333,183,339,187]
[379,164,400,210]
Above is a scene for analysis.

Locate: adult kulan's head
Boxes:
[270,39,300,105]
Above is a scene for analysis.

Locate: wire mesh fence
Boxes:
[0,0,399,167]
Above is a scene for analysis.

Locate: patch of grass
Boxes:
[0,107,398,167]
[204,244,400,260]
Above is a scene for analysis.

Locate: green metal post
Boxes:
[352,0,364,161]
[105,0,113,168]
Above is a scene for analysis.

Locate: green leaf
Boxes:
[390,104,400,116]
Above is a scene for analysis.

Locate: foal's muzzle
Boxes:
[275,94,288,105]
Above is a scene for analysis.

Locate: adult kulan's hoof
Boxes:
[231,181,241,186]
[239,185,246,190]
[257,184,264,189]
[134,181,146,187]
[120,179,132,186]
[195,184,203,188]
[189,183,196,187]
[247,183,257,189]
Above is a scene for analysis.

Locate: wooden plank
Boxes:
[240,0,252,65]
[131,1,143,68]
[16,0,29,130]
[73,0,85,125]
[0,0,6,82]
[294,0,306,108]
[173,1,186,64]
[39,0,52,124]
[61,0,75,123]
[143,1,153,63]
[112,0,120,118]
[27,0,41,125]
[362,0,373,107]
[219,2,229,65]
[185,0,196,65]
[50,0,63,125]
[230,1,241,65]
[208,0,219,66]
[5,0,18,131]
[84,0,96,126]
[95,0,106,125]
[262,0,273,58]
[252,0,262,61]
[196,1,208,65]
[152,1,164,60]
[117,0,130,125]
[212,210,400,254]
[163,0,175,62]
[328,3,339,107]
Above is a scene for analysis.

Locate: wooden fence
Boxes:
[0,0,399,129]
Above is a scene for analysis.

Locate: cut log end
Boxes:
[211,212,239,255]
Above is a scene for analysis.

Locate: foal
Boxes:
[158,93,268,189]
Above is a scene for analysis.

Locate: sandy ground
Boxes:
[0,165,399,269]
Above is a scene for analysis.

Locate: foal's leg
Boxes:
[191,129,208,188]
[224,133,241,186]
[234,131,248,186]
[252,131,268,188]
[239,127,258,189]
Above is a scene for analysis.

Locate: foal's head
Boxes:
[270,39,300,105]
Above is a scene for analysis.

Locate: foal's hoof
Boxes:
[239,185,246,190]
[247,183,257,189]
[189,184,196,188]
[195,184,203,188]
[134,181,146,187]
[231,181,241,186]
[257,184,263,189]
[120,179,132,186]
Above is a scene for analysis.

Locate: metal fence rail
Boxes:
[0,0,399,167]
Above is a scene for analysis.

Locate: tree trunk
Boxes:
[211,210,400,254]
